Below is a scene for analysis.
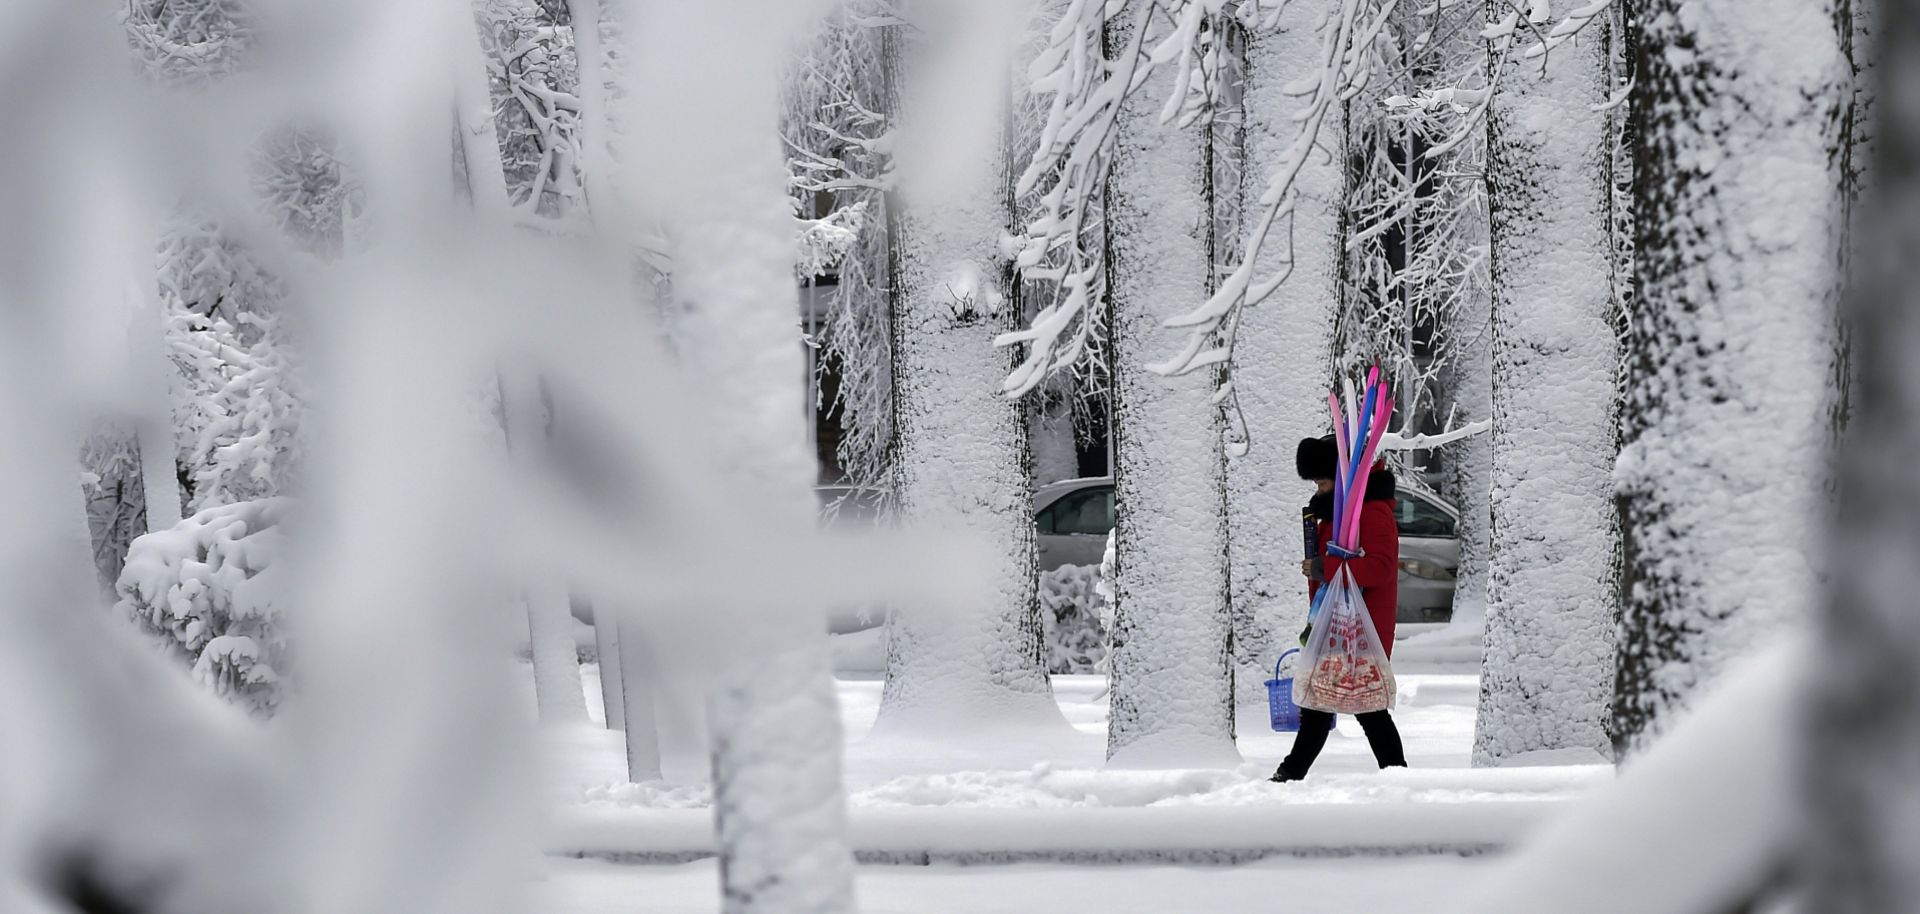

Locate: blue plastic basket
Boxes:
[1266,648,1304,732]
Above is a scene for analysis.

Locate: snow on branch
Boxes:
[794,200,869,277]
[995,0,1159,399]
[1000,0,1258,399]
[1380,419,1490,451]
[1339,0,1490,426]
[1146,0,1377,394]
[1518,0,1610,60]
[784,8,896,486]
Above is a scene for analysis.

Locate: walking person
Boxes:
[1271,435,1407,782]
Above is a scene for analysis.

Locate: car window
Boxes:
[1040,487,1114,536]
[1397,492,1456,538]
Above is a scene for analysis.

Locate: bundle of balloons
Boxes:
[1295,366,1397,715]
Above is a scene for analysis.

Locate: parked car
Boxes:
[1033,477,1116,571]
[1031,475,1461,623]
[1392,479,1461,623]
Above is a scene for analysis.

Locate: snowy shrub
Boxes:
[116,498,291,715]
[156,216,310,512]
[1039,564,1108,674]
[169,308,306,512]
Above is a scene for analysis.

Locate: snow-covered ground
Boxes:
[515,638,1607,909]
[535,855,1485,914]
[530,658,1606,857]
[541,667,1573,799]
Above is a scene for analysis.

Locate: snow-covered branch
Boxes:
[995,0,1158,398]
[1380,418,1489,451]
[1146,0,1378,392]
[784,8,896,486]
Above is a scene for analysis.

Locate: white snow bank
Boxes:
[575,763,1606,813]
[1443,636,1804,914]
[540,855,1487,914]
[549,801,1561,865]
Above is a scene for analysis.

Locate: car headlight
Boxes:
[1399,558,1455,581]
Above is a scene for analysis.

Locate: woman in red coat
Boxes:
[1271,435,1408,783]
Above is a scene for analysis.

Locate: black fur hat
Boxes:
[1295,435,1338,480]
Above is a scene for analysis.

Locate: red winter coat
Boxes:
[1309,473,1400,656]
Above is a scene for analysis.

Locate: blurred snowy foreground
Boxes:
[524,662,1611,912]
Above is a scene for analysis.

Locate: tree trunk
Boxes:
[627,1,854,909]
[134,353,183,531]
[1613,0,1849,756]
[564,0,617,219]
[614,606,662,781]
[1805,5,1920,908]
[1102,7,1238,769]
[1440,282,1492,637]
[462,16,588,725]
[1226,7,1341,715]
[1473,1,1619,766]
[1030,393,1081,486]
[499,373,590,724]
[590,599,627,730]
[873,14,1064,738]
[130,221,182,532]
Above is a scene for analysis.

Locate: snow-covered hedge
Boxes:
[1039,564,1108,674]
[116,498,290,715]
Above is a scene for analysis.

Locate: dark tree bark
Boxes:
[1613,0,1851,756]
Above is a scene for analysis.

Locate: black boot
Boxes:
[1269,764,1305,783]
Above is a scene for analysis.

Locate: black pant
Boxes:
[1278,709,1406,778]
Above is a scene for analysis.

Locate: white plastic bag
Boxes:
[1292,565,1396,714]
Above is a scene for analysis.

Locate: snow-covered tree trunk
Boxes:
[1225,7,1339,715]
[126,211,183,533]
[592,602,627,729]
[461,14,588,724]
[1102,7,1237,769]
[522,556,588,725]
[1613,0,1849,756]
[625,1,853,909]
[1805,8,1920,905]
[873,11,1064,737]
[614,606,661,780]
[1440,284,1492,635]
[1472,3,1619,766]
[1835,0,1875,429]
[1030,394,1082,486]
[565,0,669,761]
[500,373,589,724]
[454,7,513,222]
[1850,0,1876,206]
[564,0,616,218]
